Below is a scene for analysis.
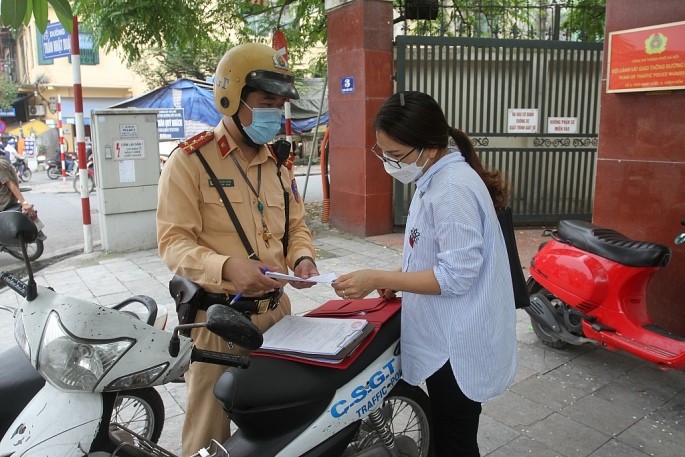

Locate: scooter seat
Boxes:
[556,220,671,268]
[0,346,45,438]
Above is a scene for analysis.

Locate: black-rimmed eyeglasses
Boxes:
[370,144,416,169]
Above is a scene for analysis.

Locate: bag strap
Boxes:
[195,150,259,261]
[269,141,291,259]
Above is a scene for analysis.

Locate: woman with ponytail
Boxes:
[332,91,517,456]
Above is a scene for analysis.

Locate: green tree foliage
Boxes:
[561,0,606,41]
[1,0,73,32]
[0,74,18,110]
[2,0,605,86]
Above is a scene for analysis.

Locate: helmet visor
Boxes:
[246,70,300,100]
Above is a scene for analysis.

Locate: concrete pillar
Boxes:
[325,0,394,236]
[595,0,685,334]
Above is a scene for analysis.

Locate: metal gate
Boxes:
[394,36,603,225]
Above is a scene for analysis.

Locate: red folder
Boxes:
[252,297,401,369]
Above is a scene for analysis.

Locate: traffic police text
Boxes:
[330,358,401,419]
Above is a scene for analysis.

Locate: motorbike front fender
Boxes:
[0,383,103,457]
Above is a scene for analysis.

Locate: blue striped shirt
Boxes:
[400,150,517,402]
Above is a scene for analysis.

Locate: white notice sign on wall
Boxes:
[507,109,539,133]
[547,117,578,133]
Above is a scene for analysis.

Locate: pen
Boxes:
[230,267,269,305]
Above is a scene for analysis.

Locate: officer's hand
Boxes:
[290,258,319,290]
[222,258,282,296]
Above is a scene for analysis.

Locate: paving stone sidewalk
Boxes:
[1,225,684,457]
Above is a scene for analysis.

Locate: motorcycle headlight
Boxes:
[14,310,31,359]
[37,311,134,392]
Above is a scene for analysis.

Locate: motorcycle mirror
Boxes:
[206,304,263,350]
[0,212,38,301]
[0,211,38,246]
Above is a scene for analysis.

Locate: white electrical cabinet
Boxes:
[91,109,161,252]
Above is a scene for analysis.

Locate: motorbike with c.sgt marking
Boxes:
[0,210,432,457]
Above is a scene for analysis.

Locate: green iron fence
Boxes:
[394,35,603,225]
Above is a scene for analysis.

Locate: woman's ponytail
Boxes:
[449,128,509,210]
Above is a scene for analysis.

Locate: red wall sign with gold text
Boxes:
[607,20,685,93]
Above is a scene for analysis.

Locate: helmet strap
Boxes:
[231,113,261,149]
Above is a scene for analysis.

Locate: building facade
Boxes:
[0,9,148,160]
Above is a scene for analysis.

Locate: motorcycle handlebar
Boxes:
[191,348,251,369]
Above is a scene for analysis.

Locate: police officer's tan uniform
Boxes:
[157,109,315,455]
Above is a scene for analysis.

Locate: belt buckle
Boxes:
[257,298,270,314]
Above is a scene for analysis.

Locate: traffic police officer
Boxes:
[157,42,319,456]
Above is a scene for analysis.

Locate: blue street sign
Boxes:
[157,109,186,140]
[42,23,72,60]
[340,76,355,94]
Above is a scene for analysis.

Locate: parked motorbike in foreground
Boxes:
[0,210,432,457]
[0,296,169,445]
[525,218,685,370]
[0,203,45,261]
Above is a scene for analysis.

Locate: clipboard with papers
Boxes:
[258,315,375,361]
[253,297,402,368]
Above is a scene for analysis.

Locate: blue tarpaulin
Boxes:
[110,77,328,137]
[110,78,222,133]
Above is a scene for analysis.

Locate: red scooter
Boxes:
[525,219,685,370]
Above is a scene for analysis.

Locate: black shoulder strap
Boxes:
[195,150,259,261]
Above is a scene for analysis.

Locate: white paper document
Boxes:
[260,315,371,358]
[265,271,338,283]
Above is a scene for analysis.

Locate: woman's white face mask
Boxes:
[383,148,426,184]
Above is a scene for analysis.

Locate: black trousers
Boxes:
[425,361,482,457]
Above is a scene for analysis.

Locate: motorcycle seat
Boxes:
[556,220,671,268]
[0,346,45,437]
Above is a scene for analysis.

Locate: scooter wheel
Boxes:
[346,380,433,456]
[111,387,165,444]
[20,168,32,182]
[531,318,568,349]
[527,280,568,349]
[47,166,61,179]
[73,173,96,194]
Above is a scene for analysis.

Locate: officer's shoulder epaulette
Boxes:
[178,131,214,155]
[269,150,294,170]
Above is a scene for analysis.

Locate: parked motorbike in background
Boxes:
[0,210,433,457]
[73,155,96,194]
[13,157,31,182]
[0,203,45,261]
[525,218,685,370]
[46,152,77,179]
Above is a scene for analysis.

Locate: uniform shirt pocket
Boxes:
[264,190,286,239]
[199,185,245,234]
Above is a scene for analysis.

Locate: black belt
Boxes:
[199,289,282,316]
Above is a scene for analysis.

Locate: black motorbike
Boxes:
[46,155,76,179]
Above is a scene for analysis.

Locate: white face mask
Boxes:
[383,148,426,184]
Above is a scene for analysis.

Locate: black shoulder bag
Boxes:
[497,207,530,309]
